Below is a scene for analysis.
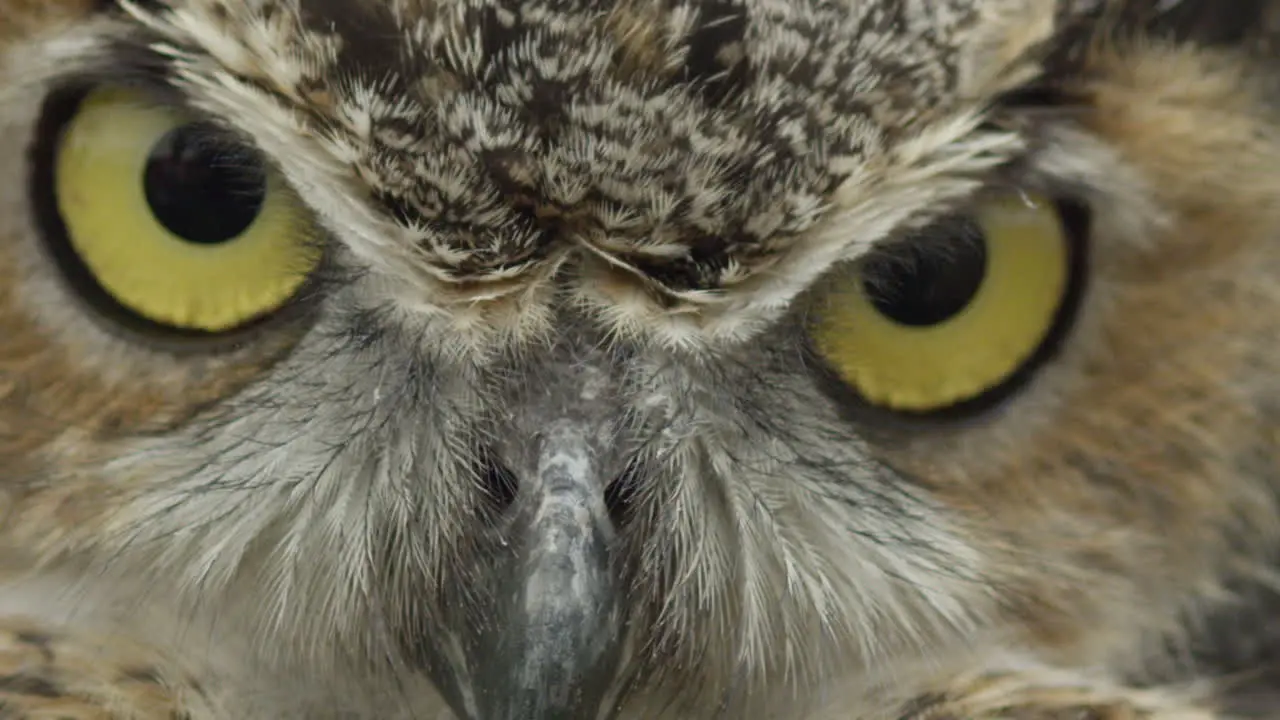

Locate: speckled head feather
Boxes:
[112,0,1067,346]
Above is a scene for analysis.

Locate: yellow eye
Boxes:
[37,86,321,334]
[808,193,1083,414]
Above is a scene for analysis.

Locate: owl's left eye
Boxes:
[807,192,1086,415]
[30,85,322,337]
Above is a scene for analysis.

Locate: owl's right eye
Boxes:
[29,85,323,338]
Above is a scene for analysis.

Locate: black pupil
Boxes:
[861,222,988,327]
[143,123,266,245]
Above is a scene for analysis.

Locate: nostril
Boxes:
[479,457,519,514]
[603,459,641,527]
[477,451,640,526]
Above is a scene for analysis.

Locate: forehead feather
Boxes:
[127,0,1046,344]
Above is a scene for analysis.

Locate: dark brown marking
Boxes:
[0,674,63,698]
[120,666,165,686]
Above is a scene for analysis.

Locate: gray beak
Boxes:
[474,420,625,719]
[428,411,628,720]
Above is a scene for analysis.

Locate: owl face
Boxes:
[1,1,1278,718]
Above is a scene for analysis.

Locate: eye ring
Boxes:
[805,194,1090,420]
[27,84,324,350]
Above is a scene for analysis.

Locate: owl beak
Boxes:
[457,419,627,720]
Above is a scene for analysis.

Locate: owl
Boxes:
[0,0,1277,718]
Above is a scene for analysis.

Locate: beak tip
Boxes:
[471,528,624,718]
